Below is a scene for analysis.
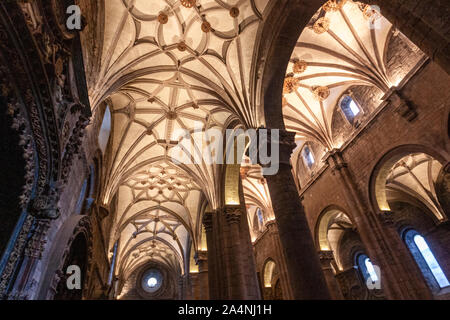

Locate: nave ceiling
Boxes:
[82,0,272,276]
[79,0,426,278]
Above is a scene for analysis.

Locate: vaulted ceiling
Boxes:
[81,0,426,279]
[83,0,272,277]
[284,0,424,185]
[386,153,445,221]
[284,1,393,151]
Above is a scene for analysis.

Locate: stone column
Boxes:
[202,212,218,299]
[378,211,432,298]
[178,277,185,300]
[266,220,292,299]
[259,129,331,300]
[326,149,432,299]
[237,174,262,300]
[196,251,209,300]
[318,250,344,300]
[224,206,246,299]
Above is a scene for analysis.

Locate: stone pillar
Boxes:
[318,251,344,300]
[202,212,218,299]
[326,149,432,299]
[188,273,199,300]
[378,211,432,298]
[259,129,331,300]
[178,277,185,300]
[335,267,365,300]
[266,221,292,299]
[370,0,450,75]
[237,175,262,300]
[224,206,246,299]
[196,251,209,300]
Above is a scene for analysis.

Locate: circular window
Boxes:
[141,268,163,293]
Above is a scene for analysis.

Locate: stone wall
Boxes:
[253,59,450,300]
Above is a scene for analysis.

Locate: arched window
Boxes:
[356,254,379,284]
[253,208,264,233]
[302,145,315,169]
[98,106,111,153]
[364,257,379,283]
[340,95,361,124]
[263,260,276,288]
[257,208,264,226]
[404,230,449,289]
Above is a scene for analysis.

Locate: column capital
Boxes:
[377,210,395,226]
[224,206,242,225]
[256,128,297,169]
[195,251,208,264]
[318,250,337,270]
[325,149,348,173]
[318,250,334,262]
[202,212,214,233]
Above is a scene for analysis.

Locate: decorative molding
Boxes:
[202,212,214,233]
[0,0,92,298]
[0,215,35,299]
[318,250,334,261]
[325,149,348,174]
[224,206,242,225]
[47,216,93,300]
[257,128,297,169]
[378,210,395,226]
[24,220,51,259]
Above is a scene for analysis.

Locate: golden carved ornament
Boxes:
[362,4,381,20]
[180,0,196,8]
[158,12,168,24]
[230,7,240,18]
[201,21,211,33]
[177,41,187,51]
[293,59,307,74]
[323,0,347,12]
[167,110,178,120]
[313,17,330,34]
[313,86,330,101]
[283,74,300,95]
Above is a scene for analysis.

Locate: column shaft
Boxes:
[203,212,218,299]
[327,150,432,299]
[224,207,246,299]
[261,129,331,300]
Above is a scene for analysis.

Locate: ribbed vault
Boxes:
[84,0,272,277]
[386,153,445,221]
[283,1,424,187]
[283,1,394,151]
